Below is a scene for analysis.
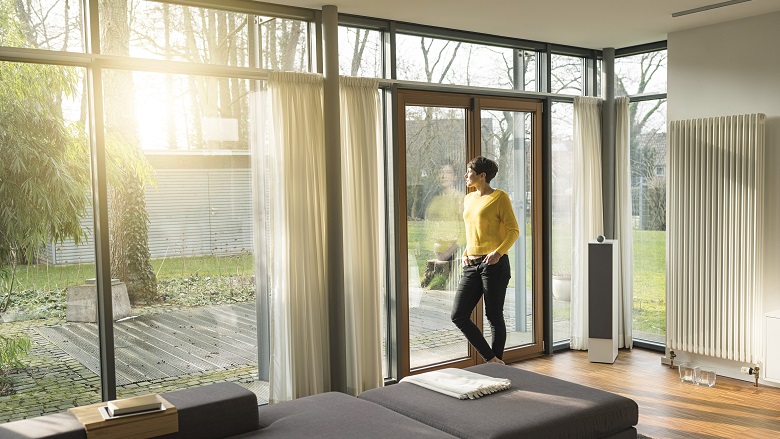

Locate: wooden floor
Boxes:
[509,348,780,439]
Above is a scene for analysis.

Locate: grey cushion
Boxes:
[358,363,639,439]
[228,392,457,439]
[157,381,260,439]
[0,412,86,439]
[602,428,637,439]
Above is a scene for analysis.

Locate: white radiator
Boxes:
[667,114,765,363]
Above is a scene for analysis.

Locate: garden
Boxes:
[0,253,256,410]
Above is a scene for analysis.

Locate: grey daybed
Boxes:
[0,364,638,439]
[359,363,639,439]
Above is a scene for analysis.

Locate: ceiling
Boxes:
[265,0,780,49]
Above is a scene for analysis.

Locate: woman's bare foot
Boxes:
[487,357,505,365]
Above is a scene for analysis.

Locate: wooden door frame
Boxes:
[475,96,545,364]
[396,90,544,377]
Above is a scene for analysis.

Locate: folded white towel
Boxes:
[400,368,511,400]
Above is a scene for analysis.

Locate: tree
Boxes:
[101,0,158,303]
[615,50,667,230]
[0,1,90,311]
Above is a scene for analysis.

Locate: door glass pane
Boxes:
[551,102,574,343]
[480,110,533,348]
[406,105,468,369]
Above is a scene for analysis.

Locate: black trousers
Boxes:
[451,254,511,361]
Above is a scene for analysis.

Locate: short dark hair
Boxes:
[467,156,499,183]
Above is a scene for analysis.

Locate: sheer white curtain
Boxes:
[614,97,633,349]
[339,77,383,395]
[570,96,604,350]
[266,72,330,402]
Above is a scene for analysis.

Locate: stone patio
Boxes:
[0,295,569,422]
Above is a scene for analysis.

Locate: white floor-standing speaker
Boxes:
[588,239,618,364]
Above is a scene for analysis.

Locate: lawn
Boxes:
[11,253,254,292]
[632,229,666,339]
[408,220,667,339]
[2,253,255,321]
[4,229,667,338]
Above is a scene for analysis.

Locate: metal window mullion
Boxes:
[385,85,400,382]
[87,62,117,403]
[86,0,116,402]
[0,47,91,66]
[322,4,346,393]
[388,21,397,80]
[339,14,389,30]
[549,43,598,59]
[602,48,616,238]
[314,10,323,74]
[380,79,573,101]
[147,0,315,21]
[585,50,598,97]
[92,55,270,80]
[542,97,553,354]
[615,41,667,58]
[539,45,551,93]
[628,93,668,102]
[394,21,546,51]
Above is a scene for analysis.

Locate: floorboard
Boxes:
[509,348,780,439]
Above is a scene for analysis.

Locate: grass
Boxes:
[5,230,667,336]
[632,229,666,338]
[408,220,667,338]
[1,253,255,321]
[10,253,254,292]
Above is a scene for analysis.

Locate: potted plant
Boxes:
[551,239,572,301]
[552,270,571,301]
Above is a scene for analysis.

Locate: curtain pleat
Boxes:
[614,97,633,349]
[339,76,383,395]
[571,96,604,350]
[266,71,330,402]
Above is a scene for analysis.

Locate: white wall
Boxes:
[668,11,780,386]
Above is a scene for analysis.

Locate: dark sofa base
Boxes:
[1,365,639,439]
[229,392,456,439]
[359,363,639,439]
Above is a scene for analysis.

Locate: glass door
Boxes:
[398,91,473,373]
[397,91,543,376]
[478,97,543,362]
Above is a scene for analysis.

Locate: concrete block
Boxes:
[66,279,132,323]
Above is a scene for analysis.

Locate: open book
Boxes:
[106,394,162,417]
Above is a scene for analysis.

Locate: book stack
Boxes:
[106,394,162,417]
[69,395,178,439]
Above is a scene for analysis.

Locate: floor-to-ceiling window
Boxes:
[0,0,99,420]
[0,0,314,421]
[2,1,615,421]
[549,52,588,345]
[615,46,667,345]
[550,100,575,343]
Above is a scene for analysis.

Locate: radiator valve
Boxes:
[669,350,676,369]
[740,365,760,387]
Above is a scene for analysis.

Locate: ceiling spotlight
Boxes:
[672,0,752,18]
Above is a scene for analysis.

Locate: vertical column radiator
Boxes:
[668,114,765,363]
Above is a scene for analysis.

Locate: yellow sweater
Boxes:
[462,189,519,256]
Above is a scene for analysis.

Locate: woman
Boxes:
[451,156,519,364]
